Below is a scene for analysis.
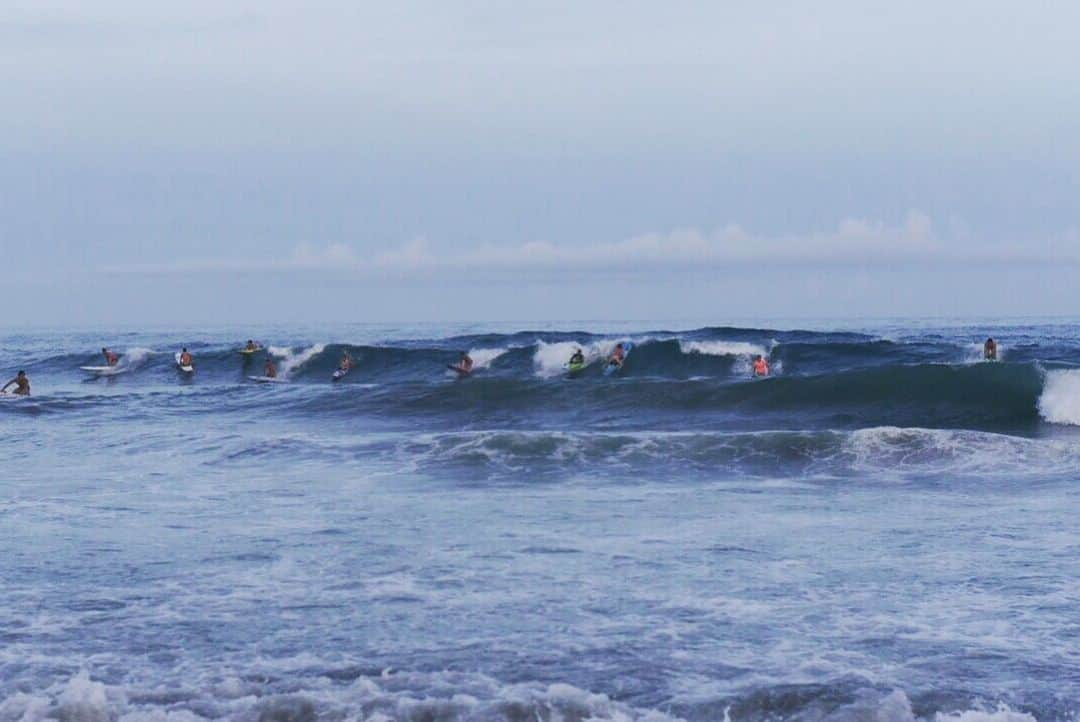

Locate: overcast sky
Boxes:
[2,1,1079,326]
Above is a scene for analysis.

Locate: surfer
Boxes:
[179,348,194,368]
[569,348,585,366]
[244,340,260,352]
[338,352,353,373]
[455,352,474,374]
[1,370,30,396]
[264,358,277,379]
[984,338,997,361]
[752,355,770,377]
[607,343,625,369]
[102,347,119,367]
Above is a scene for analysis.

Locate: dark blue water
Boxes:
[1,321,1078,722]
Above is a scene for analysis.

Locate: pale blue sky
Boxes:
[2,1,1078,324]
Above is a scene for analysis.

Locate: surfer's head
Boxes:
[17,370,25,377]
[102,347,107,353]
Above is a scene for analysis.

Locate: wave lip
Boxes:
[1037,369,1080,426]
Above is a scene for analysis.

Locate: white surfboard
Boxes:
[247,375,285,383]
[174,352,194,373]
[80,365,128,376]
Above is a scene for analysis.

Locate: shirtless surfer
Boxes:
[102,348,119,367]
[1,371,30,396]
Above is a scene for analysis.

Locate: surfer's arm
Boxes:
[1,379,13,392]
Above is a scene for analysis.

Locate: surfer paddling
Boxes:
[1,370,30,396]
[178,348,194,368]
[102,348,119,367]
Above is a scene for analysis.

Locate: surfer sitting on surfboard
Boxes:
[1,370,30,396]
[102,348,119,367]
[752,355,770,377]
[179,349,194,368]
[607,344,626,369]
[264,358,277,379]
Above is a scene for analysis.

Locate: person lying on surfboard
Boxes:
[752,355,770,377]
[179,349,194,368]
[607,343,625,368]
[264,358,277,379]
[569,349,585,366]
[102,348,119,367]
[1,370,30,396]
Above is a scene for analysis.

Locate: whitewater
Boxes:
[1,321,1078,721]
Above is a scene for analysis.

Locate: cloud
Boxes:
[95,211,1077,278]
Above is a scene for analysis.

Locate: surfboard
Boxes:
[247,375,285,383]
[174,352,194,374]
[239,347,262,355]
[0,391,26,399]
[603,342,634,376]
[80,365,128,376]
[332,368,349,381]
[447,364,472,376]
[565,360,586,376]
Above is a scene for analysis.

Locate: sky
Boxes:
[2,1,1079,326]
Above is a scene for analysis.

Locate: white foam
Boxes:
[1038,369,1080,425]
[935,706,1038,722]
[57,670,111,722]
[268,343,326,378]
[532,340,616,377]
[679,340,769,358]
[120,347,154,369]
[466,347,508,370]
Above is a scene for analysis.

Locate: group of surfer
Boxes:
[2,340,779,396]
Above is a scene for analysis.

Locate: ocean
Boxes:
[1,320,1077,722]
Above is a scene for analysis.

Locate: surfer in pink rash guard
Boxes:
[102,348,119,367]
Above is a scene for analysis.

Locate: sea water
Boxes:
[1,321,1077,721]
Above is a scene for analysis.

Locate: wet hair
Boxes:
[182,348,188,352]
[17,370,25,375]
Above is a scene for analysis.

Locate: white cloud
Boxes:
[95,211,1077,277]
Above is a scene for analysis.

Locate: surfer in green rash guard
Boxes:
[1,370,30,396]
[569,348,585,366]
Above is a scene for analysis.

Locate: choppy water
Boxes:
[1,321,1078,721]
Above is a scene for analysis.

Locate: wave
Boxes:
[207,426,1080,483]
[1036,369,1080,425]
[0,667,1044,722]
